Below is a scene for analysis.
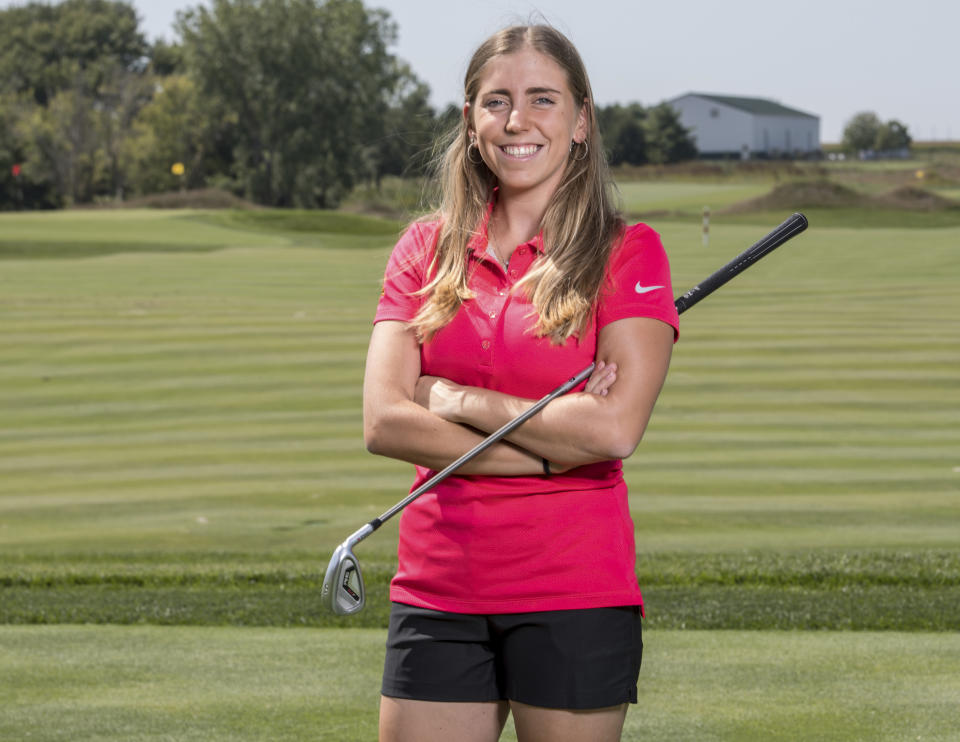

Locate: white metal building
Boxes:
[668,93,820,159]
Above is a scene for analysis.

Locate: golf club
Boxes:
[322,212,809,615]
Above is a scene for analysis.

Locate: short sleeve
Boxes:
[374,222,439,324]
[597,223,679,341]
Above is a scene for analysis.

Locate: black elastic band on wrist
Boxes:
[542,457,551,476]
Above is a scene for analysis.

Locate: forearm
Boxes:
[418,319,674,467]
[456,388,636,466]
[363,320,543,476]
[364,397,543,475]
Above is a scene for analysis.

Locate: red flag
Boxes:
[11,164,21,177]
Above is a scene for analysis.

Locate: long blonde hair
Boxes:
[412,25,623,344]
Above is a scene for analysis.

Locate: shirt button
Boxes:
[510,269,518,278]
[489,311,496,319]
[481,340,491,350]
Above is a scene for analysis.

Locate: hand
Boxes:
[414,375,464,421]
[583,360,617,397]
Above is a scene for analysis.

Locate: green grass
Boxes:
[1,198,958,739]
[0,208,401,258]
[1,207,958,631]
[2,551,958,630]
[2,626,959,741]
[617,181,770,216]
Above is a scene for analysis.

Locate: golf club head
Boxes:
[321,541,365,615]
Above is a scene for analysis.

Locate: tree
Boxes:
[0,94,25,209]
[0,0,147,106]
[597,103,647,166]
[124,75,223,195]
[177,0,418,208]
[0,0,152,206]
[97,63,157,199]
[370,61,436,184]
[842,112,882,154]
[148,40,186,77]
[15,85,105,205]
[643,103,697,164]
[875,119,911,152]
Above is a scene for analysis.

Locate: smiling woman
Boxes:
[468,49,588,221]
[363,24,678,742]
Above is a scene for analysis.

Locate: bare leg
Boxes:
[379,697,510,742]
[511,701,628,742]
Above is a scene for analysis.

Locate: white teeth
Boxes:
[503,145,540,157]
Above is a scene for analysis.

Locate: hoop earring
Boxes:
[572,140,588,161]
[467,140,483,165]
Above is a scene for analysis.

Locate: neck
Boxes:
[490,188,549,250]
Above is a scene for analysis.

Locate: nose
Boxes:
[505,104,529,133]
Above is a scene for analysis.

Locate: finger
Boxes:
[585,362,617,395]
[584,361,606,394]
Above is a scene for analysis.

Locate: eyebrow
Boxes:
[483,87,564,97]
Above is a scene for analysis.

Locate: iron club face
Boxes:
[321,524,373,615]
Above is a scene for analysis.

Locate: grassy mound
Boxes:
[110,188,260,210]
[878,185,960,211]
[725,179,960,214]
[724,180,868,211]
[199,208,404,236]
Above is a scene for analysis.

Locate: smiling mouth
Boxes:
[500,144,542,158]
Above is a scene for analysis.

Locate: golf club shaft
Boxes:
[351,212,808,546]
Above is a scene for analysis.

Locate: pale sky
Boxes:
[14,0,960,143]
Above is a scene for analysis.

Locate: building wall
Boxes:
[670,95,821,157]
[670,95,754,156]
[751,114,820,155]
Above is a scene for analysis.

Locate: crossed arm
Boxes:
[362,317,674,475]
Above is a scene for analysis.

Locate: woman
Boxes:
[364,24,678,742]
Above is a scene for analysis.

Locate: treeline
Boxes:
[0,0,697,211]
[841,112,912,158]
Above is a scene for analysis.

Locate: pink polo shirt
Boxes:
[374,218,679,614]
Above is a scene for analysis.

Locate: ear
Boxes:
[573,98,589,144]
[463,102,473,137]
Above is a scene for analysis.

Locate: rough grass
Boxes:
[3,551,959,630]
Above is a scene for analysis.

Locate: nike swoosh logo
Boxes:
[634,283,665,294]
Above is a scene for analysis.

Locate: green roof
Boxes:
[685,93,818,119]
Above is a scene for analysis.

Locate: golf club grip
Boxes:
[674,212,808,314]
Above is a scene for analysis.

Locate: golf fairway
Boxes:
[2,626,958,741]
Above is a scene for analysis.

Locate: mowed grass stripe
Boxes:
[5,430,953,477]
[1,210,958,630]
[2,626,958,742]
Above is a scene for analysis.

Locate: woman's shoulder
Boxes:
[607,222,666,266]
[389,218,442,262]
[618,221,661,246]
[400,217,442,246]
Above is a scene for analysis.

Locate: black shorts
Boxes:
[381,602,643,709]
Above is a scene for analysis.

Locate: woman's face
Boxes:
[467,48,587,203]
